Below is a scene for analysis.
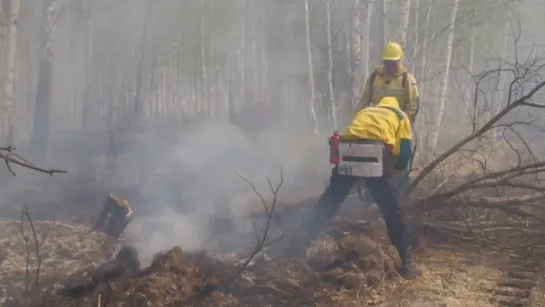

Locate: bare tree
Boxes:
[463,8,476,106]
[396,0,411,47]
[304,0,318,134]
[378,0,387,49]
[1,0,20,145]
[428,0,459,151]
[325,0,337,130]
[361,0,372,81]
[80,0,95,131]
[30,0,57,164]
[350,0,362,109]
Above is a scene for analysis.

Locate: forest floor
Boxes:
[0,195,544,307]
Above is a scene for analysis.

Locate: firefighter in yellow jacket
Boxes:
[358,41,419,122]
[305,96,417,280]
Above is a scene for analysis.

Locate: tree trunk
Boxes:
[464,15,476,110]
[240,1,246,108]
[132,1,151,126]
[378,0,387,51]
[81,0,94,130]
[361,0,372,82]
[429,0,459,151]
[325,0,337,130]
[492,16,510,139]
[200,0,208,103]
[396,0,411,47]
[419,0,432,74]
[30,0,56,164]
[2,0,20,145]
[411,0,419,72]
[259,0,268,106]
[350,0,361,109]
[304,0,318,134]
[250,0,259,103]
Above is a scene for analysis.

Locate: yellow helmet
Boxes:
[381,41,404,61]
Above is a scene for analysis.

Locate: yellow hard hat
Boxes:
[382,41,404,61]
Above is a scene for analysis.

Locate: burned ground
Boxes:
[1,186,544,307]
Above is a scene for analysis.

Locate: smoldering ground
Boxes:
[124,118,331,264]
[0,117,332,265]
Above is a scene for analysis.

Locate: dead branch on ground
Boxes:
[407,45,545,255]
[0,146,66,175]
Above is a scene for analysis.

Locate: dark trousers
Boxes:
[308,167,412,254]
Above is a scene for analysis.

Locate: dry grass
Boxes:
[1,212,543,307]
[0,219,119,305]
[402,246,506,307]
[0,216,424,307]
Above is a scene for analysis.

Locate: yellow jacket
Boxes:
[344,97,413,170]
[356,66,419,121]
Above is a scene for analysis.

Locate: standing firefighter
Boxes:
[356,41,418,204]
[358,41,419,123]
[305,96,417,280]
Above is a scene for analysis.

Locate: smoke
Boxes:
[112,118,330,263]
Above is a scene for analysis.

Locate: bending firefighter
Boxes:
[306,96,417,280]
[358,41,419,123]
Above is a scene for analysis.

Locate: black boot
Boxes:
[397,246,417,280]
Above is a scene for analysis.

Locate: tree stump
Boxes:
[92,193,133,238]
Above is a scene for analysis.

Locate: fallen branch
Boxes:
[413,193,545,221]
[0,146,66,175]
[407,79,545,195]
[419,222,520,256]
[411,153,545,212]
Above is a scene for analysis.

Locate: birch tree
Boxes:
[81,0,95,130]
[464,14,476,106]
[361,0,372,81]
[2,0,20,145]
[492,13,511,139]
[304,0,318,134]
[325,0,337,130]
[30,0,56,163]
[350,0,362,109]
[378,0,387,49]
[428,0,459,151]
[410,0,419,71]
[3,0,533,157]
[396,0,411,47]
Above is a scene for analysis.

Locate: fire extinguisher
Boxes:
[329,130,340,164]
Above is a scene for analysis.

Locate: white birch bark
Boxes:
[362,0,372,81]
[2,0,20,144]
[326,0,337,130]
[82,0,95,130]
[350,0,361,109]
[304,0,318,134]
[30,0,56,162]
[379,0,387,48]
[492,17,510,139]
[396,0,411,47]
[411,0,419,72]
[200,0,208,98]
[464,18,476,108]
[240,1,246,107]
[429,0,459,151]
